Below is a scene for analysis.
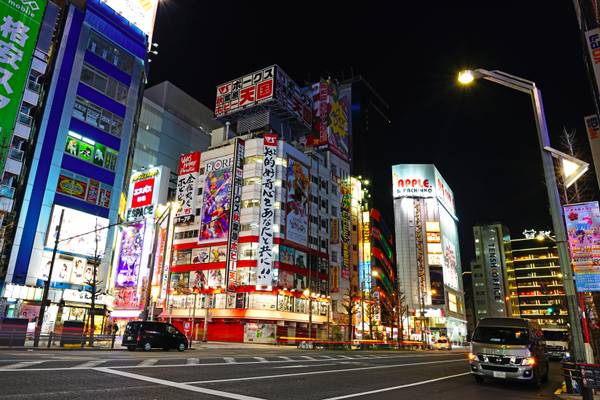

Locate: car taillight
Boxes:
[136,335,141,342]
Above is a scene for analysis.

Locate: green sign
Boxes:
[0,0,47,174]
[77,141,93,161]
[93,142,105,167]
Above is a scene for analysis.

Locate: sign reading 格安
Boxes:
[0,0,47,175]
[256,134,277,288]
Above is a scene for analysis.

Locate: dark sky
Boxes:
[148,1,598,264]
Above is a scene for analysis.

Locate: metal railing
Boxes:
[0,331,120,349]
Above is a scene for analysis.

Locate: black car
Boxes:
[122,321,188,352]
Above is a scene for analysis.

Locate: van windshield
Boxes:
[472,326,529,345]
[125,322,142,334]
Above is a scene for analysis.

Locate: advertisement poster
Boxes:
[584,115,600,191]
[564,202,600,291]
[244,323,276,344]
[257,134,278,287]
[189,270,207,289]
[103,0,159,42]
[176,151,201,221]
[57,175,87,200]
[443,237,459,290]
[45,206,109,257]
[115,222,145,288]
[279,246,295,264]
[285,158,309,247]
[225,139,245,291]
[199,168,231,241]
[0,0,47,174]
[306,80,351,160]
[215,66,275,117]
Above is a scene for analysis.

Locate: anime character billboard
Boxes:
[199,168,232,242]
[285,158,309,246]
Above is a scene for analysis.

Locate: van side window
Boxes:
[166,325,175,334]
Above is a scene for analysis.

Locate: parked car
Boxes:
[469,317,549,386]
[122,321,188,352]
[433,337,452,350]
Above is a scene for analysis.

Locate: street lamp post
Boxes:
[304,289,314,341]
[458,69,589,366]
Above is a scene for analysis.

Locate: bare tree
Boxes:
[390,290,408,345]
[558,126,593,204]
[341,287,358,345]
[84,222,104,347]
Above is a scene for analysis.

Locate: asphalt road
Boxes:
[0,347,561,399]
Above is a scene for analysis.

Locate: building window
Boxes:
[311,176,319,185]
[73,96,124,137]
[80,63,129,104]
[64,131,118,171]
[310,195,318,204]
[174,230,199,240]
[87,32,134,74]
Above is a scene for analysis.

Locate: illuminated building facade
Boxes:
[392,164,467,344]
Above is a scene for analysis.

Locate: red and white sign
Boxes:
[178,151,201,175]
[215,66,275,117]
[131,178,155,208]
[176,152,201,220]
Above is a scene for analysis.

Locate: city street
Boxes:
[0,347,560,399]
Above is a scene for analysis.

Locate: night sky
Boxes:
[148,1,598,265]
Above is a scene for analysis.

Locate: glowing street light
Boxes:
[457,70,476,85]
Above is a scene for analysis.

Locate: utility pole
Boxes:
[33,209,64,348]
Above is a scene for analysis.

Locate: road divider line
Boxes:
[2,361,44,369]
[94,367,266,400]
[73,360,107,368]
[224,357,236,364]
[301,356,316,361]
[138,358,158,366]
[278,356,292,361]
[182,358,465,385]
[253,357,267,362]
[321,372,471,399]
[187,358,199,365]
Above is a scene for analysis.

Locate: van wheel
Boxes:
[127,346,136,351]
[177,342,186,352]
[143,342,152,352]
[474,375,485,384]
[530,370,542,388]
[541,363,549,383]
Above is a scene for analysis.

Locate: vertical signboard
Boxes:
[482,227,507,317]
[256,134,277,288]
[584,115,600,191]
[225,139,245,292]
[0,0,46,175]
[199,161,232,242]
[340,181,351,278]
[285,158,309,246]
[564,202,600,291]
[175,151,201,224]
[414,200,427,304]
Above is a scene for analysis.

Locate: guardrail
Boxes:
[0,331,120,349]
[562,361,600,397]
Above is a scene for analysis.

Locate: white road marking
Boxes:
[338,355,353,359]
[224,357,236,364]
[73,360,107,368]
[321,372,471,399]
[301,356,316,360]
[319,355,333,359]
[183,358,465,384]
[278,356,293,361]
[186,358,199,365]
[253,357,267,362]
[274,363,339,369]
[138,358,159,366]
[95,367,266,400]
[2,361,45,369]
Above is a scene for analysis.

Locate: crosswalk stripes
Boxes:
[301,356,316,361]
[253,357,267,362]
[138,358,159,366]
[223,357,236,364]
[2,361,45,369]
[186,358,200,365]
[278,356,293,361]
[73,360,107,368]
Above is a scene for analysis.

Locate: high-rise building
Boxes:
[471,223,512,320]
[1,0,151,332]
[471,225,568,329]
[392,164,467,344]
[133,81,217,191]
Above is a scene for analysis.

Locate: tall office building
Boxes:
[392,164,467,344]
[471,223,512,320]
[1,0,152,332]
[133,81,217,190]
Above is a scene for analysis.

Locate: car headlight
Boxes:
[521,357,536,366]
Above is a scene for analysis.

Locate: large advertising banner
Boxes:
[0,0,47,175]
[443,237,459,291]
[215,66,275,117]
[199,167,232,242]
[45,205,109,257]
[103,0,159,43]
[584,115,600,191]
[285,158,309,247]
[306,80,351,161]
[175,151,201,224]
[564,202,600,291]
[225,139,245,292]
[256,134,278,288]
[114,222,145,309]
